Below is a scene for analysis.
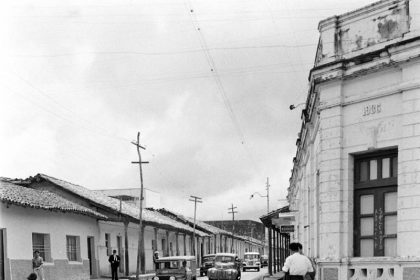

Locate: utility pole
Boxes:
[131,132,149,280]
[228,204,237,253]
[266,177,270,213]
[189,195,202,261]
[250,177,270,213]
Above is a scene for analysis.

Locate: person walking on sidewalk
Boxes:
[153,251,160,270]
[282,242,313,280]
[32,250,45,280]
[108,250,121,280]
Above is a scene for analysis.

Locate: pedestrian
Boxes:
[27,272,37,280]
[108,249,121,280]
[295,243,316,280]
[281,242,313,280]
[153,251,159,270]
[32,250,45,280]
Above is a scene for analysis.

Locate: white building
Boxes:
[288,0,420,280]
[27,173,208,276]
[0,178,105,280]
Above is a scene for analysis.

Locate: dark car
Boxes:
[207,253,241,280]
[153,256,197,280]
[200,254,216,276]
[260,255,268,268]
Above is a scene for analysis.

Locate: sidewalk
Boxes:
[96,272,155,280]
[260,271,286,280]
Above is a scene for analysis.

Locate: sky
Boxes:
[0,0,375,221]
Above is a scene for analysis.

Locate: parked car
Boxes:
[260,255,268,268]
[200,254,216,276]
[207,253,241,280]
[153,256,197,280]
[242,252,260,272]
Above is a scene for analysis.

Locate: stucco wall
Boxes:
[292,55,420,280]
[0,203,99,280]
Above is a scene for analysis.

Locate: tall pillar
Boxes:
[176,232,180,255]
[214,234,217,253]
[273,229,277,274]
[124,220,129,276]
[183,234,187,256]
[165,231,170,256]
[276,230,280,271]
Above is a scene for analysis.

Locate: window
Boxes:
[66,235,81,261]
[354,150,398,257]
[32,233,51,262]
[105,233,111,256]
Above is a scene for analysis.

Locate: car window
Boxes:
[215,256,235,263]
[244,254,259,259]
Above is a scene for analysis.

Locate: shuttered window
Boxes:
[32,233,51,262]
[66,235,81,261]
[354,150,398,257]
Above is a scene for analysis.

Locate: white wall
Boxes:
[0,203,99,261]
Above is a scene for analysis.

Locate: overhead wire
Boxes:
[184,0,264,177]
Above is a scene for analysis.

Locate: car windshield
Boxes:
[203,256,215,262]
[244,254,259,260]
[214,256,235,263]
[158,261,189,270]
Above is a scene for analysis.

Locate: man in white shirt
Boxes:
[282,242,314,280]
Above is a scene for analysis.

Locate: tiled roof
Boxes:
[156,208,232,236]
[0,179,107,219]
[35,174,208,236]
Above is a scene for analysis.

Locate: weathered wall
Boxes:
[316,0,414,66]
[0,203,98,280]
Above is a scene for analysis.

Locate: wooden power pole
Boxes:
[189,195,202,261]
[228,204,237,253]
[131,132,149,280]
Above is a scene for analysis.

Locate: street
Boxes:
[198,267,268,280]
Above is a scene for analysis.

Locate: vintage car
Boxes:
[200,254,216,276]
[153,256,197,280]
[260,255,268,268]
[207,253,241,280]
[242,252,260,271]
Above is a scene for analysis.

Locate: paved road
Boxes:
[198,267,268,280]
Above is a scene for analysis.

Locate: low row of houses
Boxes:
[0,173,264,280]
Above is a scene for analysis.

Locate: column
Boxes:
[183,234,187,256]
[124,220,129,276]
[214,234,217,253]
[273,229,277,274]
[165,231,170,256]
[176,232,180,255]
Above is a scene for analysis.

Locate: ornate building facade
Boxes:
[288,0,420,279]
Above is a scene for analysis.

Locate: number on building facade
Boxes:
[362,104,382,116]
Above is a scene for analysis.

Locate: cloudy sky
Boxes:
[0,0,374,221]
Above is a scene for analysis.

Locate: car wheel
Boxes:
[242,268,246,272]
[257,268,260,272]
